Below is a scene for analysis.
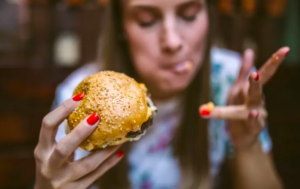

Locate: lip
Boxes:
[162,60,193,75]
[161,60,192,69]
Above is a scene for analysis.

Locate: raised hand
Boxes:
[199,47,290,150]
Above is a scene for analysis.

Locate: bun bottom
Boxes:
[65,119,147,151]
[107,138,129,146]
[65,121,146,151]
[80,132,146,151]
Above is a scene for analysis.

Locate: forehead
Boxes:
[122,0,203,9]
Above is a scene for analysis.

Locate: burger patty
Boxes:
[126,115,153,139]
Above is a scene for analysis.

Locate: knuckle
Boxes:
[62,101,73,114]
[42,117,53,129]
[40,166,52,180]
[39,166,66,189]
[34,147,43,163]
[72,127,86,140]
[54,143,68,158]
[52,181,64,189]
[81,161,97,173]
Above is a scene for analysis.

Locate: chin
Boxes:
[142,72,195,99]
[159,81,190,97]
[172,75,194,89]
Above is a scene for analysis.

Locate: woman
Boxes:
[34,0,288,188]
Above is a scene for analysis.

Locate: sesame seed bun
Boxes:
[67,71,154,151]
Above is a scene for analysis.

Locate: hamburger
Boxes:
[67,71,157,151]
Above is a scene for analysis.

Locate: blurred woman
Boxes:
[34,0,287,188]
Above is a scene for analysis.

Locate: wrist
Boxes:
[234,139,262,154]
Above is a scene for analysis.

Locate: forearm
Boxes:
[230,141,283,189]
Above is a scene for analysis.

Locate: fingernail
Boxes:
[87,113,100,126]
[200,108,211,116]
[285,50,290,57]
[73,92,84,101]
[252,110,259,119]
[116,150,124,158]
[253,72,259,81]
[199,102,214,117]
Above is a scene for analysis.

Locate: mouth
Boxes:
[163,61,193,74]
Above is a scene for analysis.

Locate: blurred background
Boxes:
[0,0,299,188]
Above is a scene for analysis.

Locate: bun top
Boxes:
[67,71,151,151]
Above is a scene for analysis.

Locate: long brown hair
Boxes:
[98,0,214,188]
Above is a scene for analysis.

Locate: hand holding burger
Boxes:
[33,71,156,189]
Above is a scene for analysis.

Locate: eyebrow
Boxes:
[177,1,202,12]
[128,0,202,11]
[129,5,159,13]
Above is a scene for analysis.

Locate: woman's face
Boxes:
[122,0,209,98]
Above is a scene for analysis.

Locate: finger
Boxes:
[236,49,255,84]
[49,113,100,168]
[227,85,247,105]
[259,46,290,85]
[199,103,267,120]
[247,72,262,105]
[247,110,265,134]
[69,146,121,181]
[72,150,124,188]
[39,92,85,149]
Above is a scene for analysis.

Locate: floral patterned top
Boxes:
[53,47,272,189]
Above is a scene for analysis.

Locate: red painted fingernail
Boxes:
[73,92,84,101]
[87,113,100,126]
[253,72,259,81]
[285,50,290,57]
[116,150,124,158]
[252,110,259,119]
[200,108,211,116]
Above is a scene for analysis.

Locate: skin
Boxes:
[200,47,289,189]
[122,0,209,99]
[34,0,286,188]
[34,97,123,189]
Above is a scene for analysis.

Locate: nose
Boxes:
[161,17,183,54]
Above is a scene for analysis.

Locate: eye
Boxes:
[178,3,202,22]
[181,15,197,22]
[139,20,156,27]
[134,10,157,28]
